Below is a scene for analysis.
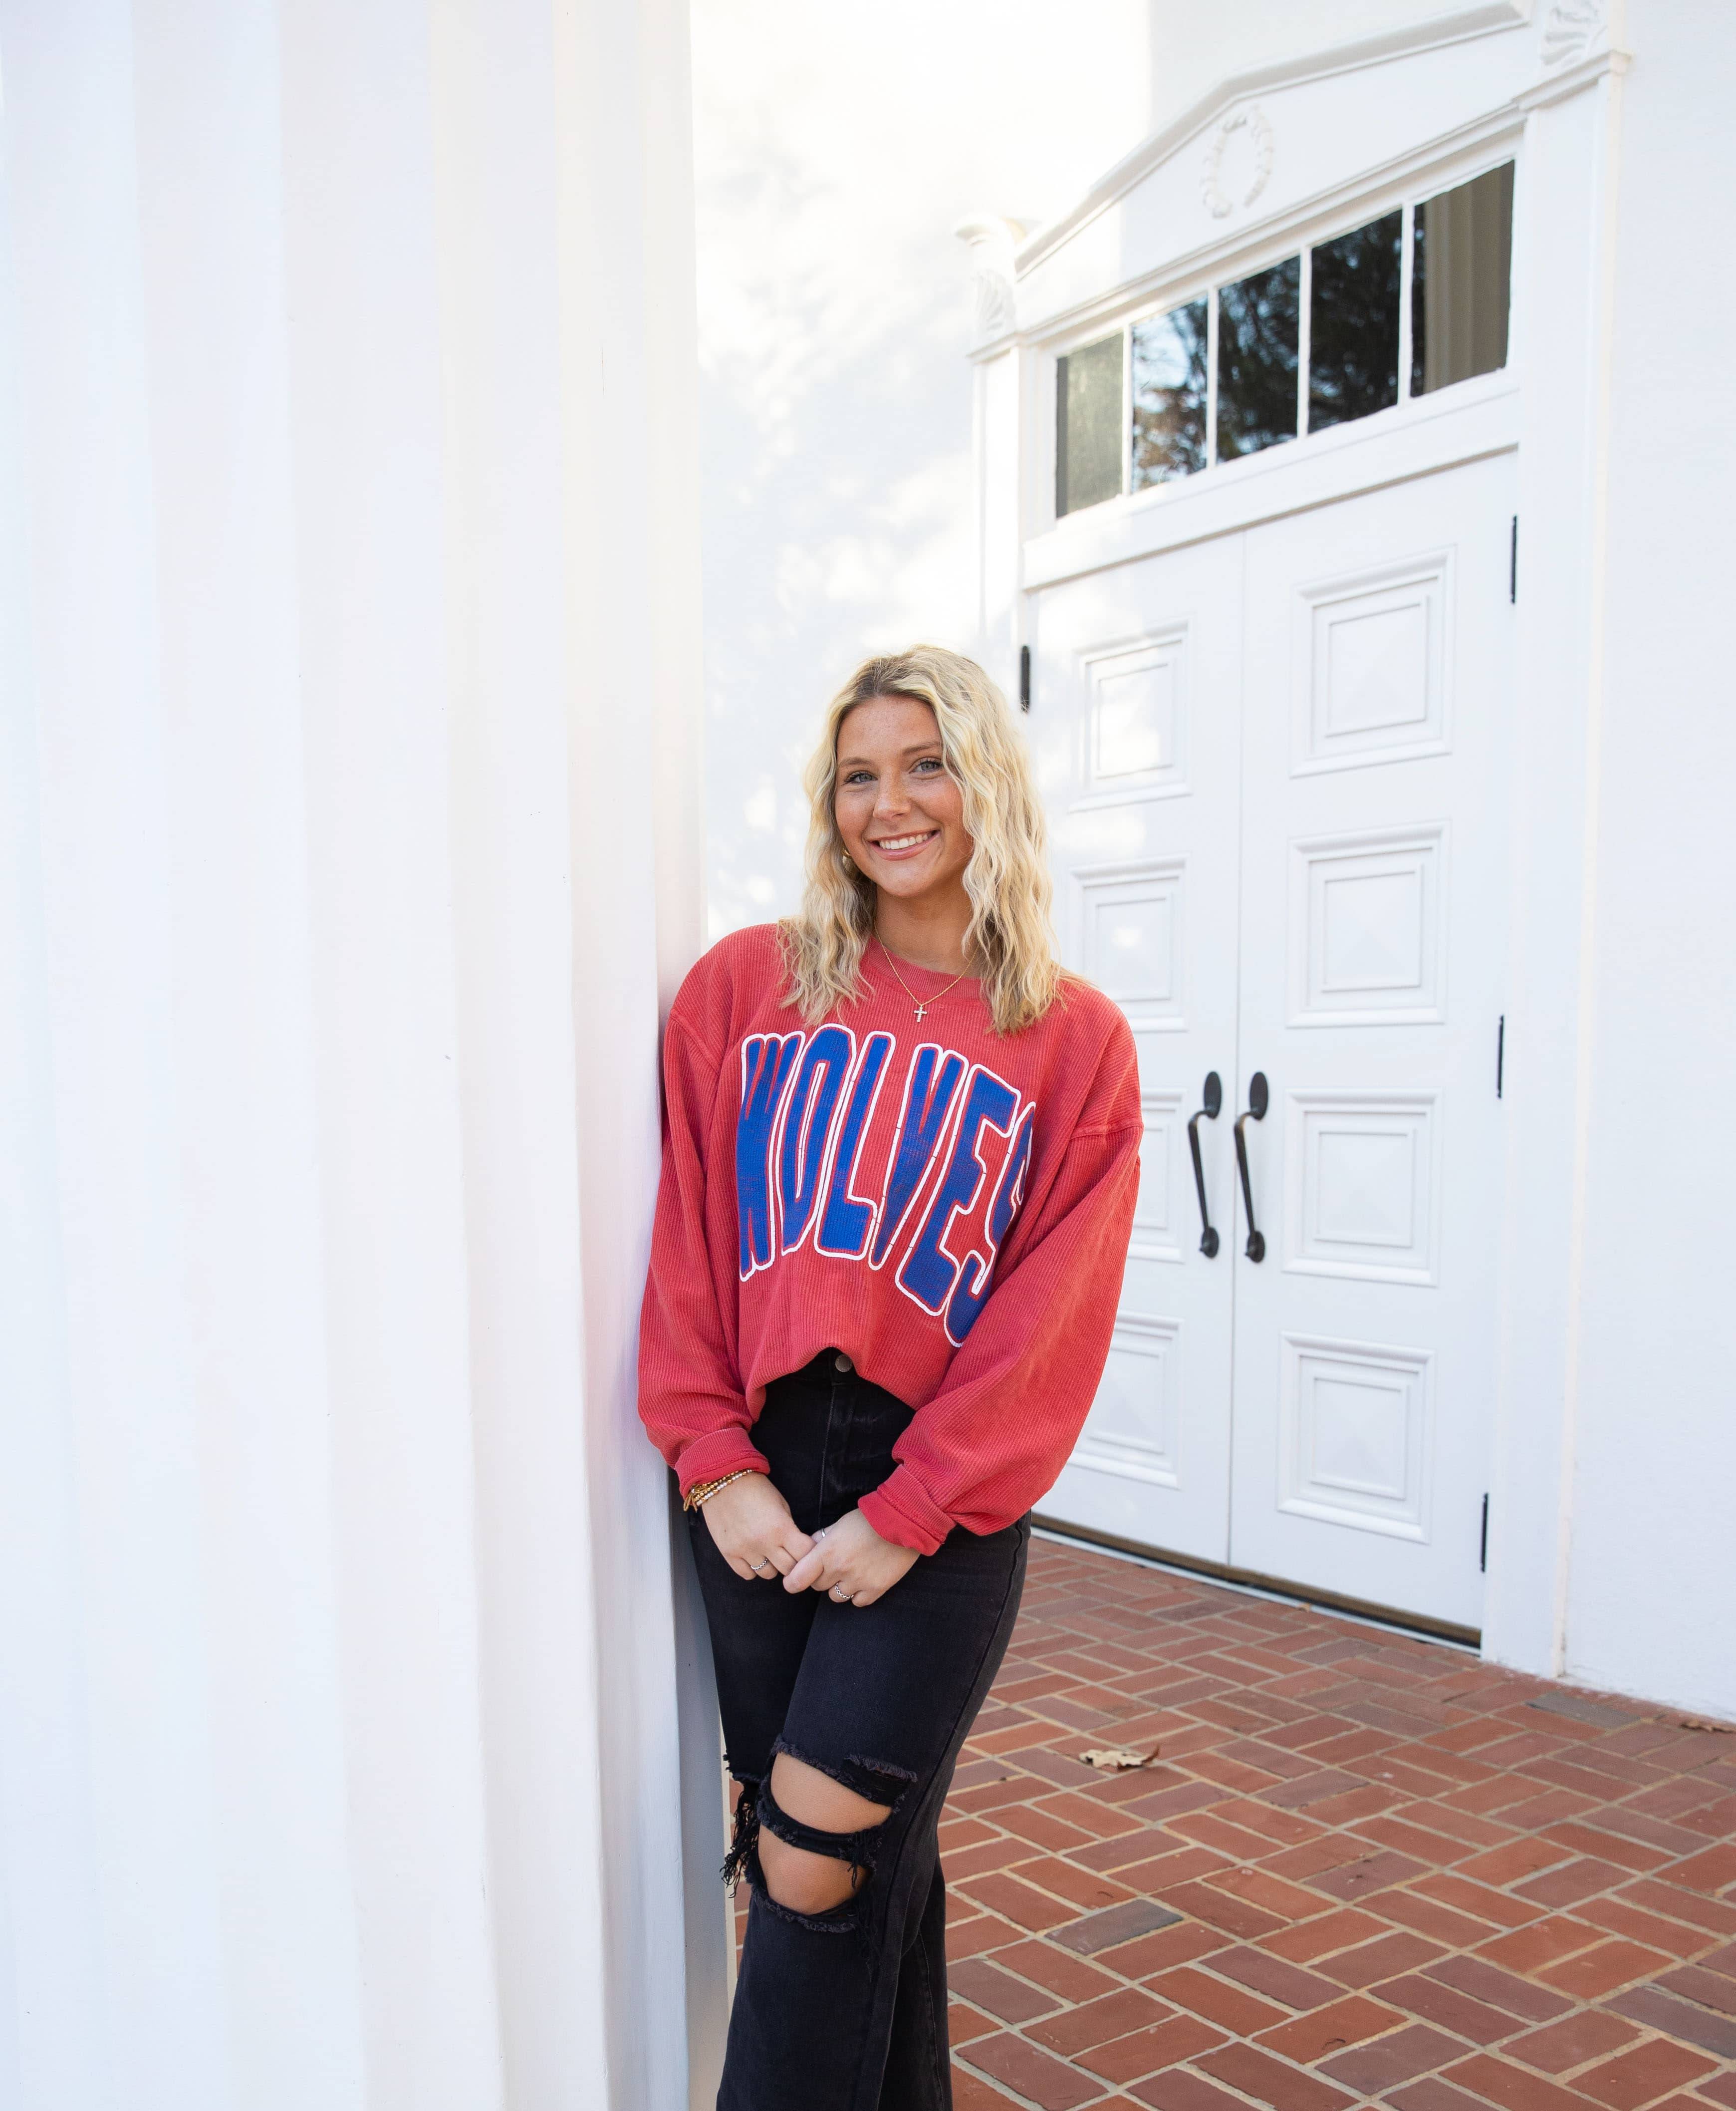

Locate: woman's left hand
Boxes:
[783,1507,919,1608]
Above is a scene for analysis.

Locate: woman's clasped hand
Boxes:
[699,1470,813,1579]
[784,1505,920,1607]
[701,1473,919,1607]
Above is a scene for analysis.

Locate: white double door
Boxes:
[1033,452,1513,1632]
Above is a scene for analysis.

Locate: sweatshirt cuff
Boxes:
[859,1466,954,1557]
[676,1426,770,1499]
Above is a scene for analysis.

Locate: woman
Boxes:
[638,646,1141,2110]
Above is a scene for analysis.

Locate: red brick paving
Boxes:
[936,1538,1736,2111]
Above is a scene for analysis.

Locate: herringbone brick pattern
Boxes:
[939,1538,1736,2111]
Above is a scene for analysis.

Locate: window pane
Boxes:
[1309,211,1401,432]
[1131,298,1208,488]
[1056,332,1124,516]
[1216,257,1299,460]
[1412,162,1513,396]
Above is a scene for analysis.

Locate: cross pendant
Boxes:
[914,1004,928,1021]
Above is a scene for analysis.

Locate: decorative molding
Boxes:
[1278,1333,1434,1541]
[1514,42,1629,110]
[954,215,1025,348]
[1072,625,1192,810]
[1129,1090,1186,1263]
[1012,2,1527,275]
[1540,0,1603,66]
[1200,105,1275,220]
[1072,1313,1183,1487]
[1070,856,1188,1032]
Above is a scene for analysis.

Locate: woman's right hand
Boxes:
[702,1473,815,1581]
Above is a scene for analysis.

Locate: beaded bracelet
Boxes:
[682,1468,758,1512]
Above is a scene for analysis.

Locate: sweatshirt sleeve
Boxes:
[636,1004,770,1496]
[857,1023,1142,1555]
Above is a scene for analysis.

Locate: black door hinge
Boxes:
[1496,1014,1505,1099]
[1480,1493,1490,1573]
[1019,643,1031,713]
[1509,516,1518,603]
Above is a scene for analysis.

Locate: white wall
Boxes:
[692,0,1452,936]
[0,2,721,2105]
[692,0,1145,935]
[1558,0,1736,1717]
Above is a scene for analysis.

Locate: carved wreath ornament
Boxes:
[1200,105,1274,220]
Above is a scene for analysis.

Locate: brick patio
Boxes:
[932,1535,1736,2111]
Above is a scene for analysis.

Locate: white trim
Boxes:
[1025,377,1516,590]
[1205,287,1221,472]
[1296,244,1313,441]
[1514,44,1630,111]
[1547,32,1626,1684]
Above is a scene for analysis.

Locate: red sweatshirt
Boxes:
[637,925,1142,1555]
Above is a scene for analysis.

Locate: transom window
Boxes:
[1055,162,1514,520]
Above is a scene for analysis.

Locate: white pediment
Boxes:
[985,0,1612,347]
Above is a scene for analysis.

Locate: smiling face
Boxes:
[832,693,973,909]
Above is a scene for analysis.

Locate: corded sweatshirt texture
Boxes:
[636,925,1142,1555]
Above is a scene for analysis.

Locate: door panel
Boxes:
[1028,538,1243,1562]
[1228,454,1513,1627]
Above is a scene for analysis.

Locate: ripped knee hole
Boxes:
[769,1752,893,1832]
[758,1753,893,1916]
[758,1832,864,1914]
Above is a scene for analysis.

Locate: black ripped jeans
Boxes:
[689,1350,1029,2111]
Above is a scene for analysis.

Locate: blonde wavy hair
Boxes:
[780,646,1063,1036]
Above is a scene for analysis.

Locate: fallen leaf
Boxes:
[1080,1746,1158,1772]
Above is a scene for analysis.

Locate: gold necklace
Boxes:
[878,945,972,1023]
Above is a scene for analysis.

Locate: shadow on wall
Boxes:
[699,301,978,937]
[692,0,1152,940]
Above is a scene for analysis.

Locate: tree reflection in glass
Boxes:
[1216,258,1299,460]
[1309,211,1401,433]
[1132,298,1208,488]
[1056,332,1125,516]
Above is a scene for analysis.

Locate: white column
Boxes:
[1553,0,1736,1721]
[1483,41,1627,1682]
[1,8,253,2102]
[958,216,1025,704]
[974,343,1025,706]
[0,0,718,2104]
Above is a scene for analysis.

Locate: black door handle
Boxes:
[1234,1071,1269,1262]
[1186,1071,1223,1257]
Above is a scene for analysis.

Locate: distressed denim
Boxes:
[689,1349,1029,2111]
